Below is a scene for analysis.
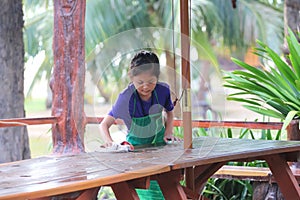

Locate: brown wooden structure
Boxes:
[0,136,299,200]
[1,0,298,199]
[50,0,86,154]
[0,117,284,130]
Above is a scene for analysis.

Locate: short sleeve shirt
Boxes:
[108,82,174,130]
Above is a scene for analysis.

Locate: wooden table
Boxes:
[0,136,300,200]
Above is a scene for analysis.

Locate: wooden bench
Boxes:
[214,165,300,183]
[212,165,300,199]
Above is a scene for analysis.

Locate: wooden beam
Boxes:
[0,117,283,130]
[128,176,150,189]
[180,0,192,149]
[156,170,187,200]
[0,117,57,127]
[265,154,300,200]
[111,181,140,200]
[194,162,226,194]
[85,117,283,130]
[173,120,283,130]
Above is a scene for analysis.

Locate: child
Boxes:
[99,50,177,147]
[99,50,178,199]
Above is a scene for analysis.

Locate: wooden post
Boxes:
[180,0,192,149]
[51,0,86,154]
[287,120,300,168]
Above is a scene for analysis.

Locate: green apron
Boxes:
[126,90,166,200]
[126,90,166,146]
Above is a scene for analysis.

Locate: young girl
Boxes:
[99,50,177,147]
[99,50,177,199]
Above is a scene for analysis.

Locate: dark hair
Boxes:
[129,50,160,78]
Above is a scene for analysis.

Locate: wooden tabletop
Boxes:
[172,137,300,169]
[0,136,300,199]
[0,152,170,200]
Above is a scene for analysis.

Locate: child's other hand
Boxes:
[100,142,114,148]
[163,134,182,143]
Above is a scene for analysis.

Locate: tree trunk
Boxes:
[284,0,300,37]
[51,0,86,154]
[283,0,300,57]
[253,182,284,200]
[0,0,31,163]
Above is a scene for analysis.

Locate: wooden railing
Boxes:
[0,116,283,130]
[0,117,57,127]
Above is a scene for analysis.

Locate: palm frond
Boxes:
[224,29,300,121]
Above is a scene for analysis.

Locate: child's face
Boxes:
[131,72,157,99]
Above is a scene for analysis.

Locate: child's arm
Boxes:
[99,115,115,146]
[163,110,175,142]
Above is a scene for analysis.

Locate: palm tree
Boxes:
[188,0,284,119]
[23,0,285,107]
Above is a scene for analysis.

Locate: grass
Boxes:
[25,98,47,113]
[25,98,52,158]
[29,136,52,158]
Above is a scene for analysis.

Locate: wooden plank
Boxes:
[182,186,200,200]
[0,116,283,130]
[194,162,225,193]
[212,165,300,183]
[0,117,57,127]
[111,181,140,200]
[0,152,170,200]
[171,137,300,169]
[213,165,272,182]
[265,154,300,200]
[86,117,283,130]
[76,188,100,200]
[156,170,187,200]
[128,176,150,189]
[185,167,195,194]
[215,165,271,177]
[184,164,219,199]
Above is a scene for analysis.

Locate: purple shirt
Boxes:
[108,82,174,130]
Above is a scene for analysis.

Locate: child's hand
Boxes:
[163,134,181,143]
[100,142,114,148]
[99,141,134,152]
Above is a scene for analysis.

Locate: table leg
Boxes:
[194,162,225,193]
[76,188,99,200]
[156,170,187,200]
[111,181,140,200]
[265,154,300,200]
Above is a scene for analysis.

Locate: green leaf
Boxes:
[227,128,233,138]
[243,105,284,119]
[239,128,249,139]
[266,129,272,140]
[231,58,269,80]
[287,28,300,78]
[281,111,300,132]
[275,129,282,140]
[226,97,261,106]
[296,80,300,91]
[265,46,297,82]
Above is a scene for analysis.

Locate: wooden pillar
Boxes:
[51,0,86,154]
[287,120,300,168]
[180,0,192,149]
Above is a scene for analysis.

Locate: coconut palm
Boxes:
[23,0,285,105]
